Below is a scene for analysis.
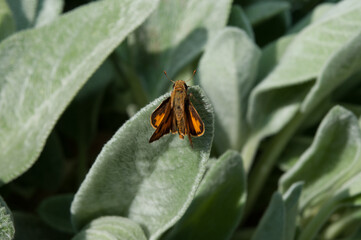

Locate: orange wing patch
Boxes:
[187,101,205,137]
[150,97,171,129]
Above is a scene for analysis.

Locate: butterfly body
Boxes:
[149,78,204,147]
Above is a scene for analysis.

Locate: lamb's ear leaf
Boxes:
[6,0,63,30]
[0,0,159,185]
[251,193,285,240]
[0,196,15,240]
[71,86,214,240]
[198,27,260,155]
[280,106,361,210]
[252,182,302,240]
[163,150,246,240]
[244,1,291,46]
[128,0,233,99]
[287,3,334,34]
[257,2,335,86]
[72,217,147,240]
[248,0,361,141]
[228,5,254,40]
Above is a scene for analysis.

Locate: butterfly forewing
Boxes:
[149,97,173,143]
[150,97,171,129]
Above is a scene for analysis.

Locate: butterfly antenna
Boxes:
[164,71,175,83]
[185,69,197,83]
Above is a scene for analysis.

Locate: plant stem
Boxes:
[298,200,339,240]
[244,110,305,219]
[241,134,261,173]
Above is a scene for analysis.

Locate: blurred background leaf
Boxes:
[246,0,361,216]
[0,0,159,185]
[5,0,64,30]
[251,182,302,240]
[122,0,233,101]
[199,27,260,159]
[228,5,254,40]
[164,150,246,240]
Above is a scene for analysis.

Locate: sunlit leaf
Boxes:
[0,0,159,185]
[199,27,260,154]
[71,87,214,240]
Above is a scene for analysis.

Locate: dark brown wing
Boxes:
[150,97,171,129]
[186,100,205,137]
[149,104,173,143]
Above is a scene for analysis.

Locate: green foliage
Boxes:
[72,216,147,240]
[164,150,246,240]
[71,87,214,239]
[0,196,14,240]
[6,0,64,30]
[252,182,302,240]
[0,0,159,185]
[1,0,361,239]
[199,27,260,155]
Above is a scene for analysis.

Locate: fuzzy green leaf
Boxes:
[280,106,361,209]
[71,87,214,240]
[287,3,334,34]
[248,0,361,139]
[244,1,290,27]
[257,35,294,82]
[252,182,302,240]
[252,193,284,240]
[301,31,361,112]
[278,136,312,171]
[72,216,147,240]
[257,2,335,85]
[199,27,260,153]
[130,0,233,98]
[283,182,303,240]
[0,0,159,185]
[37,194,74,233]
[228,5,254,40]
[6,0,63,30]
[244,1,291,46]
[0,0,15,41]
[0,196,14,240]
[164,150,246,240]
